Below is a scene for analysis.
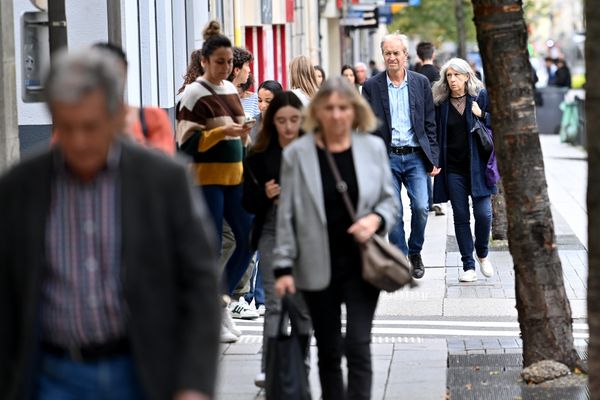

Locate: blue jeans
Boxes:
[244,254,265,306]
[388,152,430,255]
[35,353,145,400]
[202,184,254,295]
[447,172,492,271]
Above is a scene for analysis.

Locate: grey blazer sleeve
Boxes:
[372,139,399,234]
[273,147,297,270]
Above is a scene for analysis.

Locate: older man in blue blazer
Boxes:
[362,33,440,279]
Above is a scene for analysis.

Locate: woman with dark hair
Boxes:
[432,58,497,283]
[341,64,361,93]
[176,20,255,342]
[242,91,311,388]
[314,65,326,87]
[178,49,202,95]
[257,80,284,116]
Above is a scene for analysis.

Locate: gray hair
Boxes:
[45,48,125,114]
[354,62,367,71]
[432,57,485,105]
[304,76,377,133]
[380,32,409,54]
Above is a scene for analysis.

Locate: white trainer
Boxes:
[254,372,266,388]
[459,269,478,282]
[220,325,238,343]
[229,297,259,320]
[257,304,266,316]
[222,308,242,337]
[477,257,494,278]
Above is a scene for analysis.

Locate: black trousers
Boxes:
[302,274,380,400]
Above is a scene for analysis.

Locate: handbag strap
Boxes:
[320,134,357,221]
[198,80,240,120]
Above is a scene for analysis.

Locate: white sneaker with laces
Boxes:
[222,308,242,337]
[477,257,494,278]
[229,297,259,320]
[459,269,478,282]
[220,325,238,343]
[254,372,266,388]
[256,304,266,316]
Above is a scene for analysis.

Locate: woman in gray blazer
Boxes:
[274,77,399,400]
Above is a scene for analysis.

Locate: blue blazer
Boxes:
[432,89,498,203]
[362,70,439,171]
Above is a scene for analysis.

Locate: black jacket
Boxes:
[0,140,221,400]
[362,70,439,171]
[242,140,282,250]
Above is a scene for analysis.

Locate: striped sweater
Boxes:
[176,78,246,186]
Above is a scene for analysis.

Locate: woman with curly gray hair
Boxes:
[432,58,497,283]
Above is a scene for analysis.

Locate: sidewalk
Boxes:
[215,134,588,399]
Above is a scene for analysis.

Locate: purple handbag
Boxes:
[485,150,500,188]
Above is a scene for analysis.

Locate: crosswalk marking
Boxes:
[232,318,589,339]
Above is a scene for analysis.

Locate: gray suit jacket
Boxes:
[273,132,399,291]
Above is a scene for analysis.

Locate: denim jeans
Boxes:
[243,254,265,306]
[35,353,145,400]
[388,152,430,255]
[201,184,254,295]
[446,172,492,271]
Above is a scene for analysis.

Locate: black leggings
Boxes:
[302,275,380,400]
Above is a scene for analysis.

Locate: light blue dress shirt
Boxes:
[387,72,418,148]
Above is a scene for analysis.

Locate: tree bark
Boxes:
[586,0,600,395]
[471,0,579,369]
[455,0,467,59]
[492,182,508,240]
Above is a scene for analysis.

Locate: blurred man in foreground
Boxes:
[0,48,221,400]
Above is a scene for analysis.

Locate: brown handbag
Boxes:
[320,137,415,292]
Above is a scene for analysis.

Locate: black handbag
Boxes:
[471,116,494,159]
[265,296,311,400]
[320,138,415,293]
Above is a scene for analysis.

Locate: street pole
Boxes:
[48,0,68,60]
[107,0,122,45]
[454,0,466,59]
[0,0,20,170]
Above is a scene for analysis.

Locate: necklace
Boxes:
[450,93,467,99]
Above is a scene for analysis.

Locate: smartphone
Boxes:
[243,116,256,128]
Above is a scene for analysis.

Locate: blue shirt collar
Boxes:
[386,69,409,88]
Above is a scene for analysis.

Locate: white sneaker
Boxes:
[459,269,478,282]
[477,257,494,278]
[229,297,259,320]
[222,308,242,337]
[254,372,266,388]
[220,325,238,343]
[257,304,266,316]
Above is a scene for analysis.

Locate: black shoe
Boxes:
[432,204,445,216]
[409,254,425,279]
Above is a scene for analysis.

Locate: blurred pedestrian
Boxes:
[432,58,496,282]
[229,47,260,119]
[178,49,202,95]
[341,64,361,93]
[253,80,284,140]
[554,58,572,88]
[355,62,368,85]
[289,55,319,106]
[362,33,440,279]
[368,59,380,77]
[176,20,255,341]
[274,77,398,400]
[469,60,483,82]
[0,47,221,400]
[545,56,557,86]
[243,91,312,389]
[314,65,326,87]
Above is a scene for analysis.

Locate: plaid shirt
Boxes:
[42,144,127,346]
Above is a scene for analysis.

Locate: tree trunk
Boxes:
[454,0,467,59]
[471,0,579,369]
[492,182,508,240]
[586,0,600,395]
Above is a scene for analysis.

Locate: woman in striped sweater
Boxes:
[176,21,254,314]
